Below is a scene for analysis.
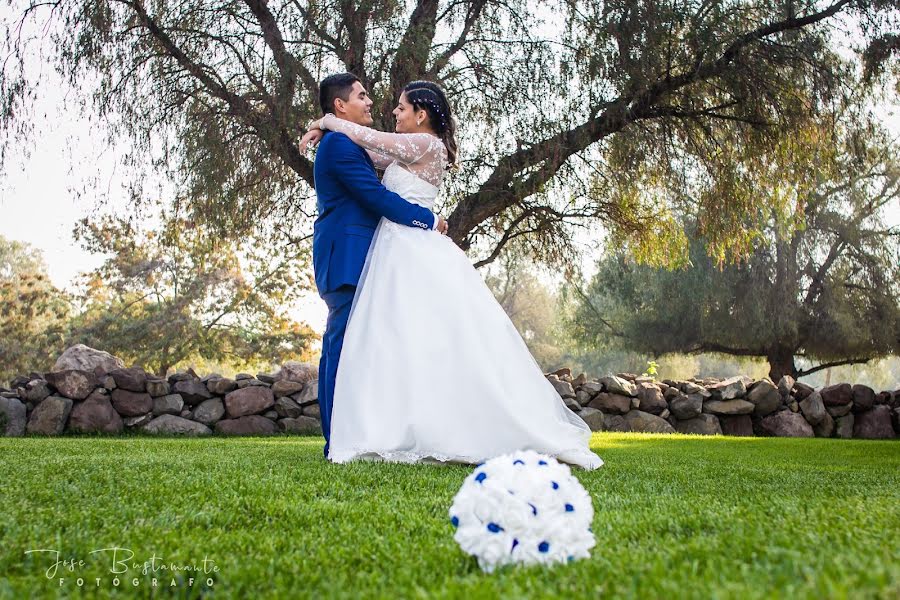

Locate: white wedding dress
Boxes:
[323,116,603,470]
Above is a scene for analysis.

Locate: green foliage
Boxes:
[484,252,568,370]
[1,0,897,267]
[1,435,899,598]
[67,205,318,376]
[0,237,70,385]
[568,117,900,381]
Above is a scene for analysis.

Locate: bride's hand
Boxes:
[299,129,325,153]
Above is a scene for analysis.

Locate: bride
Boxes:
[301,80,603,470]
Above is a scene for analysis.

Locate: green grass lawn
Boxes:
[1,433,898,599]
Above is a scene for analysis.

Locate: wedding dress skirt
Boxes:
[328,163,603,470]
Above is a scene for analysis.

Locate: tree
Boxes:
[68,205,319,375]
[568,122,900,381]
[484,252,566,369]
[2,0,897,268]
[0,237,71,385]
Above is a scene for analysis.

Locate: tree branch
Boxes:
[690,342,762,357]
[242,0,317,103]
[447,0,856,248]
[797,356,872,377]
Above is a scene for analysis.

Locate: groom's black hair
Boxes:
[319,73,361,115]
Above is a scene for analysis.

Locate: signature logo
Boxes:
[24,547,219,588]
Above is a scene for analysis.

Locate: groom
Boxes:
[312,72,447,458]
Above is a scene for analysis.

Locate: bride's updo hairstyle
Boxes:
[403,80,457,166]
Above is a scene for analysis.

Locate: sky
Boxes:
[0,9,898,337]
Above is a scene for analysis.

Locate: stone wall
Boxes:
[548,368,899,439]
[1,345,898,439]
[0,345,322,437]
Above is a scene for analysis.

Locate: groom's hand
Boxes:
[436,216,449,235]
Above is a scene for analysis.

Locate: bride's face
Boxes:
[392,93,428,133]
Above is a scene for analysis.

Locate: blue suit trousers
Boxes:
[317,285,356,458]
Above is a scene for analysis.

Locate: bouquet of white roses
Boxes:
[449,450,595,572]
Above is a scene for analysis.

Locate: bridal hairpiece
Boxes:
[449,450,596,572]
[408,88,449,129]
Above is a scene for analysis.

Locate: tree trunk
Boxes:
[767,346,797,382]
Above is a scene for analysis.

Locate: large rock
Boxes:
[635,383,667,415]
[680,381,711,398]
[792,381,815,401]
[192,398,225,426]
[278,416,322,434]
[599,376,636,397]
[274,397,302,418]
[813,412,834,438]
[826,403,853,418]
[302,404,321,419]
[124,413,153,428]
[852,406,895,439]
[798,392,828,426]
[173,380,213,405]
[807,393,835,435]
[579,381,604,396]
[669,393,703,420]
[108,368,147,393]
[574,390,592,407]
[851,384,876,413]
[835,414,854,439]
[168,369,199,384]
[271,380,305,398]
[776,375,795,398]
[577,407,604,432]
[624,410,676,433]
[224,386,275,418]
[23,379,52,404]
[821,383,852,407]
[26,396,73,435]
[152,394,185,416]
[215,415,279,435]
[747,380,781,416]
[0,397,27,436]
[291,381,318,406]
[719,414,754,437]
[143,414,212,436]
[67,391,123,434]
[277,361,318,384]
[256,372,278,384]
[52,345,124,375]
[236,378,268,389]
[703,399,754,416]
[206,377,237,395]
[757,411,814,437]
[799,391,835,437]
[601,413,631,432]
[548,377,576,399]
[110,389,153,417]
[45,370,98,401]
[588,392,631,415]
[145,379,171,397]
[707,376,747,401]
[675,413,722,435]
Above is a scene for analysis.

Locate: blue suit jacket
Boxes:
[312,131,436,295]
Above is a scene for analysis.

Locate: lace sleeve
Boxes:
[366,149,394,170]
[321,114,438,166]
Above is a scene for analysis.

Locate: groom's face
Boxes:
[335,81,374,126]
